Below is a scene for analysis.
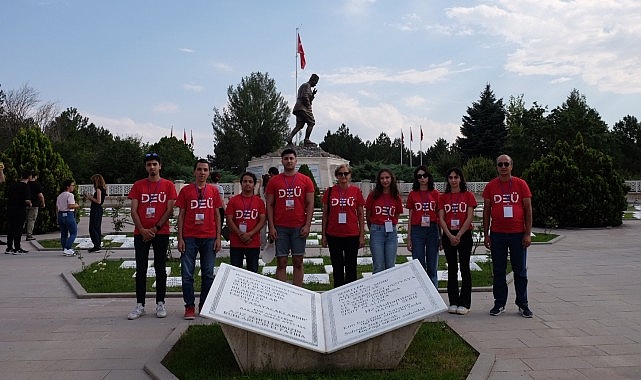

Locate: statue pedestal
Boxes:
[221,321,422,374]
[246,146,349,190]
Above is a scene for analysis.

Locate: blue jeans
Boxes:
[181,237,216,308]
[490,232,529,308]
[58,212,77,250]
[410,224,440,287]
[369,224,397,274]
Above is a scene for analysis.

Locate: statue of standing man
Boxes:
[288,74,319,147]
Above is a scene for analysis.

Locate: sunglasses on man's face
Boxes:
[497,162,510,167]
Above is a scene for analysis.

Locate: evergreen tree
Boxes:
[456,84,506,162]
[212,72,290,174]
[297,164,321,208]
[319,124,367,164]
[147,136,196,181]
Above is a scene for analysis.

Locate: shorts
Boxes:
[275,226,306,257]
[293,109,315,125]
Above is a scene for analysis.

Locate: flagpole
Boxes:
[295,27,299,97]
[409,126,412,167]
[400,129,403,166]
[420,125,423,166]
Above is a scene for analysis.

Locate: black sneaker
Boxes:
[489,305,505,316]
[25,236,36,241]
[88,247,101,253]
[519,305,533,318]
[5,248,13,254]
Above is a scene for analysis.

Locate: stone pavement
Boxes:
[1,218,640,379]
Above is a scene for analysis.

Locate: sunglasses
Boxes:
[416,173,429,179]
[336,172,350,177]
[497,162,510,167]
[145,153,159,158]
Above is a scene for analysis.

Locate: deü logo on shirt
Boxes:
[234,209,260,220]
[374,205,396,216]
[413,202,436,212]
[331,197,356,207]
[443,202,469,213]
[141,192,167,204]
[493,193,519,204]
[189,198,215,209]
[278,187,303,198]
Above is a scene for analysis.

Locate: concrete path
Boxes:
[1,217,640,379]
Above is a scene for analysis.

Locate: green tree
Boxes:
[366,132,399,164]
[503,95,549,176]
[298,164,321,208]
[319,124,368,164]
[523,134,627,228]
[425,138,461,178]
[456,84,506,162]
[611,115,641,178]
[212,72,290,173]
[147,136,196,181]
[2,127,75,233]
[461,156,496,182]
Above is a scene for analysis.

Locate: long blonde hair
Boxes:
[91,174,106,189]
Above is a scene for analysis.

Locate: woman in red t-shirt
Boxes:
[406,165,441,288]
[321,164,365,287]
[438,167,477,315]
[226,172,266,273]
[365,168,403,274]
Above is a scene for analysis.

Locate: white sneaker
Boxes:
[63,249,75,256]
[156,301,167,318]
[448,305,458,314]
[456,306,469,315]
[128,303,145,320]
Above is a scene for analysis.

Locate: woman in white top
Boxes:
[56,180,79,256]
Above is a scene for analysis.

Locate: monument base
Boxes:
[220,321,423,374]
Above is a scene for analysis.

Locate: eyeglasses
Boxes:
[145,153,159,158]
[497,162,510,167]
[336,172,350,177]
[416,173,429,179]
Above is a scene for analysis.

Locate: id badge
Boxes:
[145,207,156,219]
[450,219,460,230]
[338,212,347,224]
[503,206,513,218]
[421,215,430,227]
[239,223,247,233]
[195,213,205,225]
[285,198,295,210]
[384,220,394,232]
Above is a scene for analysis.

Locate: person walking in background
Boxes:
[176,159,222,320]
[321,164,365,287]
[56,179,79,257]
[127,153,177,320]
[265,148,315,286]
[406,166,441,288]
[227,172,266,273]
[6,170,32,255]
[25,171,45,241]
[439,167,477,315]
[366,168,403,274]
[84,174,107,253]
[483,154,533,318]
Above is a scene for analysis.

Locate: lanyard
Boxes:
[146,179,162,200]
[498,178,513,204]
[283,174,297,197]
[241,195,254,219]
[420,190,431,214]
[194,183,207,202]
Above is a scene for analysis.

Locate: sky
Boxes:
[3,0,641,160]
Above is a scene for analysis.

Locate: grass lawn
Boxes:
[73,254,501,293]
[162,321,477,380]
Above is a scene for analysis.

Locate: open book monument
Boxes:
[201,260,447,373]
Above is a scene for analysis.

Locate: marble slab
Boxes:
[132,267,171,278]
[303,273,330,284]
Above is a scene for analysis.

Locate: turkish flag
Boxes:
[297,33,306,70]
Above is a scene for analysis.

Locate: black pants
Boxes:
[441,229,473,309]
[7,207,26,250]
[88,206,103,248]
[134,234,169,305]
[326,234,359,288]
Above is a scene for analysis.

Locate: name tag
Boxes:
[384,220,394,232]
[195,213,205,224]
[145,207,156,218]
[450,219,460,230]
[503,206,513,218]
[285,199,295,210]
[239,223,247,233]
[338,212,347,224]
[421,215,430,227]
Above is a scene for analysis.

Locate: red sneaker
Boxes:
[184,306,196,320]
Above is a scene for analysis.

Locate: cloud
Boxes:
[183,83,204,92]
[324,61,462,85]
[343,0,376,15]
[152,102,179,113]
[87,114,167,143]
[403,95,428,107]
[446,0,641,94]
[179,48,195,53]
[211,61,233,73]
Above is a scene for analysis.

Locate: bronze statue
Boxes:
[288,74,319,146]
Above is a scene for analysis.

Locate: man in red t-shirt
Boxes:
[176,159,222,320]
[483,154,533,318]
[265,148,315,286]
[127,153,177,320]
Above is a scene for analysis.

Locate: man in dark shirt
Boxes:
[6,170,32,254]
[26,171,45,241]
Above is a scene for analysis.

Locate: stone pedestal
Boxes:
[246,146,349,190]
[220,321,422,374]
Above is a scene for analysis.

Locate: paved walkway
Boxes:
[1,218,640,379]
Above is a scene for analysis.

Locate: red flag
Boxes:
[297,33,306,70]
[420,126,423,141]
[190,130,194,146]
[410,128,413,142]
[183,129,187,144]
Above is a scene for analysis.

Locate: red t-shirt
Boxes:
[405,189,440,226]
[322,185,365,237]
[438,191,478,232]
[482,176,531,233]
[175,183,223,238]
[365,192,404,225]
[128,178,177,234]
[226,194,266,248]
[265,173,315,228]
